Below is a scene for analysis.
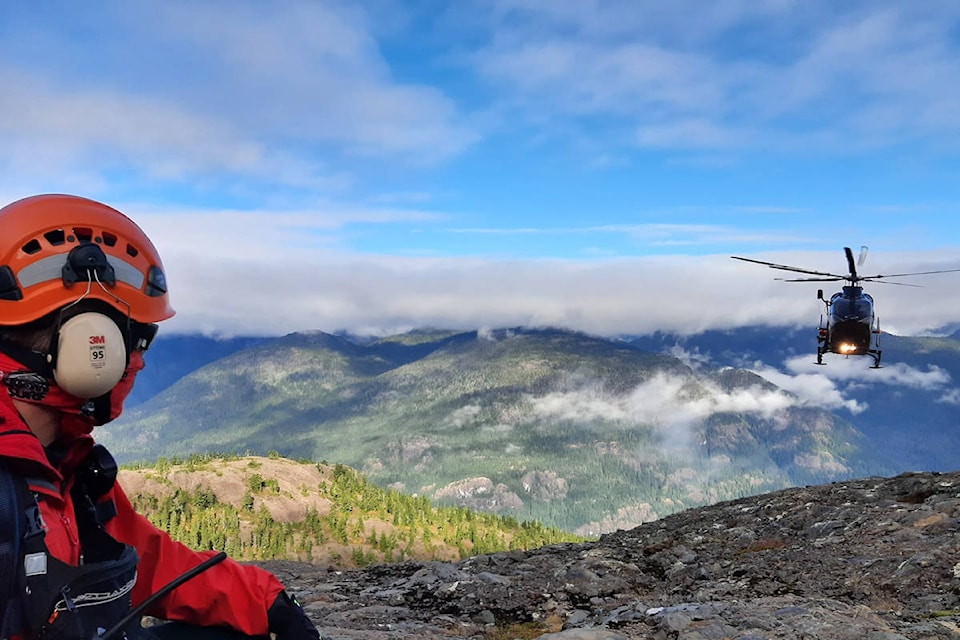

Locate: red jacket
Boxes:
[0,393,285,637]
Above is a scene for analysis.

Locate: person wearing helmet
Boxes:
[0,195,321,639]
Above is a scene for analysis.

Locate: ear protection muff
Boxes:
[52,312,127,399]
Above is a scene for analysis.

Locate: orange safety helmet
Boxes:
[0,194,175,326]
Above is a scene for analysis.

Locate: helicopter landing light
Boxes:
[838,343,859,354]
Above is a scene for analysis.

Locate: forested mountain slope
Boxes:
[103,328,881,534]
[120,454,581,568]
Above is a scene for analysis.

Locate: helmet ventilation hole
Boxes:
[44,229,66,246]
[73,227,94,243]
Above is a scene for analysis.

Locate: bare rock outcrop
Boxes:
[258,470,960,639]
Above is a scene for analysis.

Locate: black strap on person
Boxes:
[98,552,228,640]
[0,457,26,636]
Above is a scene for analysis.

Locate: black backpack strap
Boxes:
[0,457,37,638]
[75,443,119,526]
[0,458,21,637]
[72,444,126,565]
[0,457,60,639]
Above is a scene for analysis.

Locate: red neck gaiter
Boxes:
[0,349,144,440]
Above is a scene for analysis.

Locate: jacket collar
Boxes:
[0,390,95,492]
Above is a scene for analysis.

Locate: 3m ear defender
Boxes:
[51,312,127,399]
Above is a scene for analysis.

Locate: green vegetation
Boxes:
[124,453,585,568]
[105,328,879,533]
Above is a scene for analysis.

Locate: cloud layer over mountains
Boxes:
[145,228,960,341]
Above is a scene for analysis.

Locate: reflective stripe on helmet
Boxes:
[16,253,146,290]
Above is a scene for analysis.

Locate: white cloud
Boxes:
[937,388,960,405]
[448,404,483,428]
[149,1,479,162]
[783,355,952,391]
[0,68,338,191]
[665,345,713,369]
[474,1,960,154]
[150,250,768,336]
[528,373,797,439]
[5,0,960,201]
[745,351,955,416]
[128,230,960,341]
[130,205,446,262]
[747,363,866,414]
[0,1,478,196]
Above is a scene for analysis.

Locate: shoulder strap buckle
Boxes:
[24,502,45,538]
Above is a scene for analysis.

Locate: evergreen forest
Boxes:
[123,453,585,568]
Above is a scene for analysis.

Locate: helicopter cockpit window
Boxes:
[831,295,871,321]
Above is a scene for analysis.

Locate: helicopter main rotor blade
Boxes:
[730,255,847,279]
[861,267,960,279]
[860,279,923,287]
[844,247,858,281]
[775,277,844,282]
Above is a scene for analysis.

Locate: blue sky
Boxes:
[4,1,960,341]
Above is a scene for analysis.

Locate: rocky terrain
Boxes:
[257,470,960,639]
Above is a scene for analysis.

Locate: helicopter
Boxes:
[731,246,960,368]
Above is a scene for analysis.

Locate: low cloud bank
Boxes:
[744,354,957,416]
[154,249,960,340]
[526,372,799,456]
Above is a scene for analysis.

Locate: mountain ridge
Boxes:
[102,326,884,534]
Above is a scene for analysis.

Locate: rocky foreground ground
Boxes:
[257,470,960,639]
